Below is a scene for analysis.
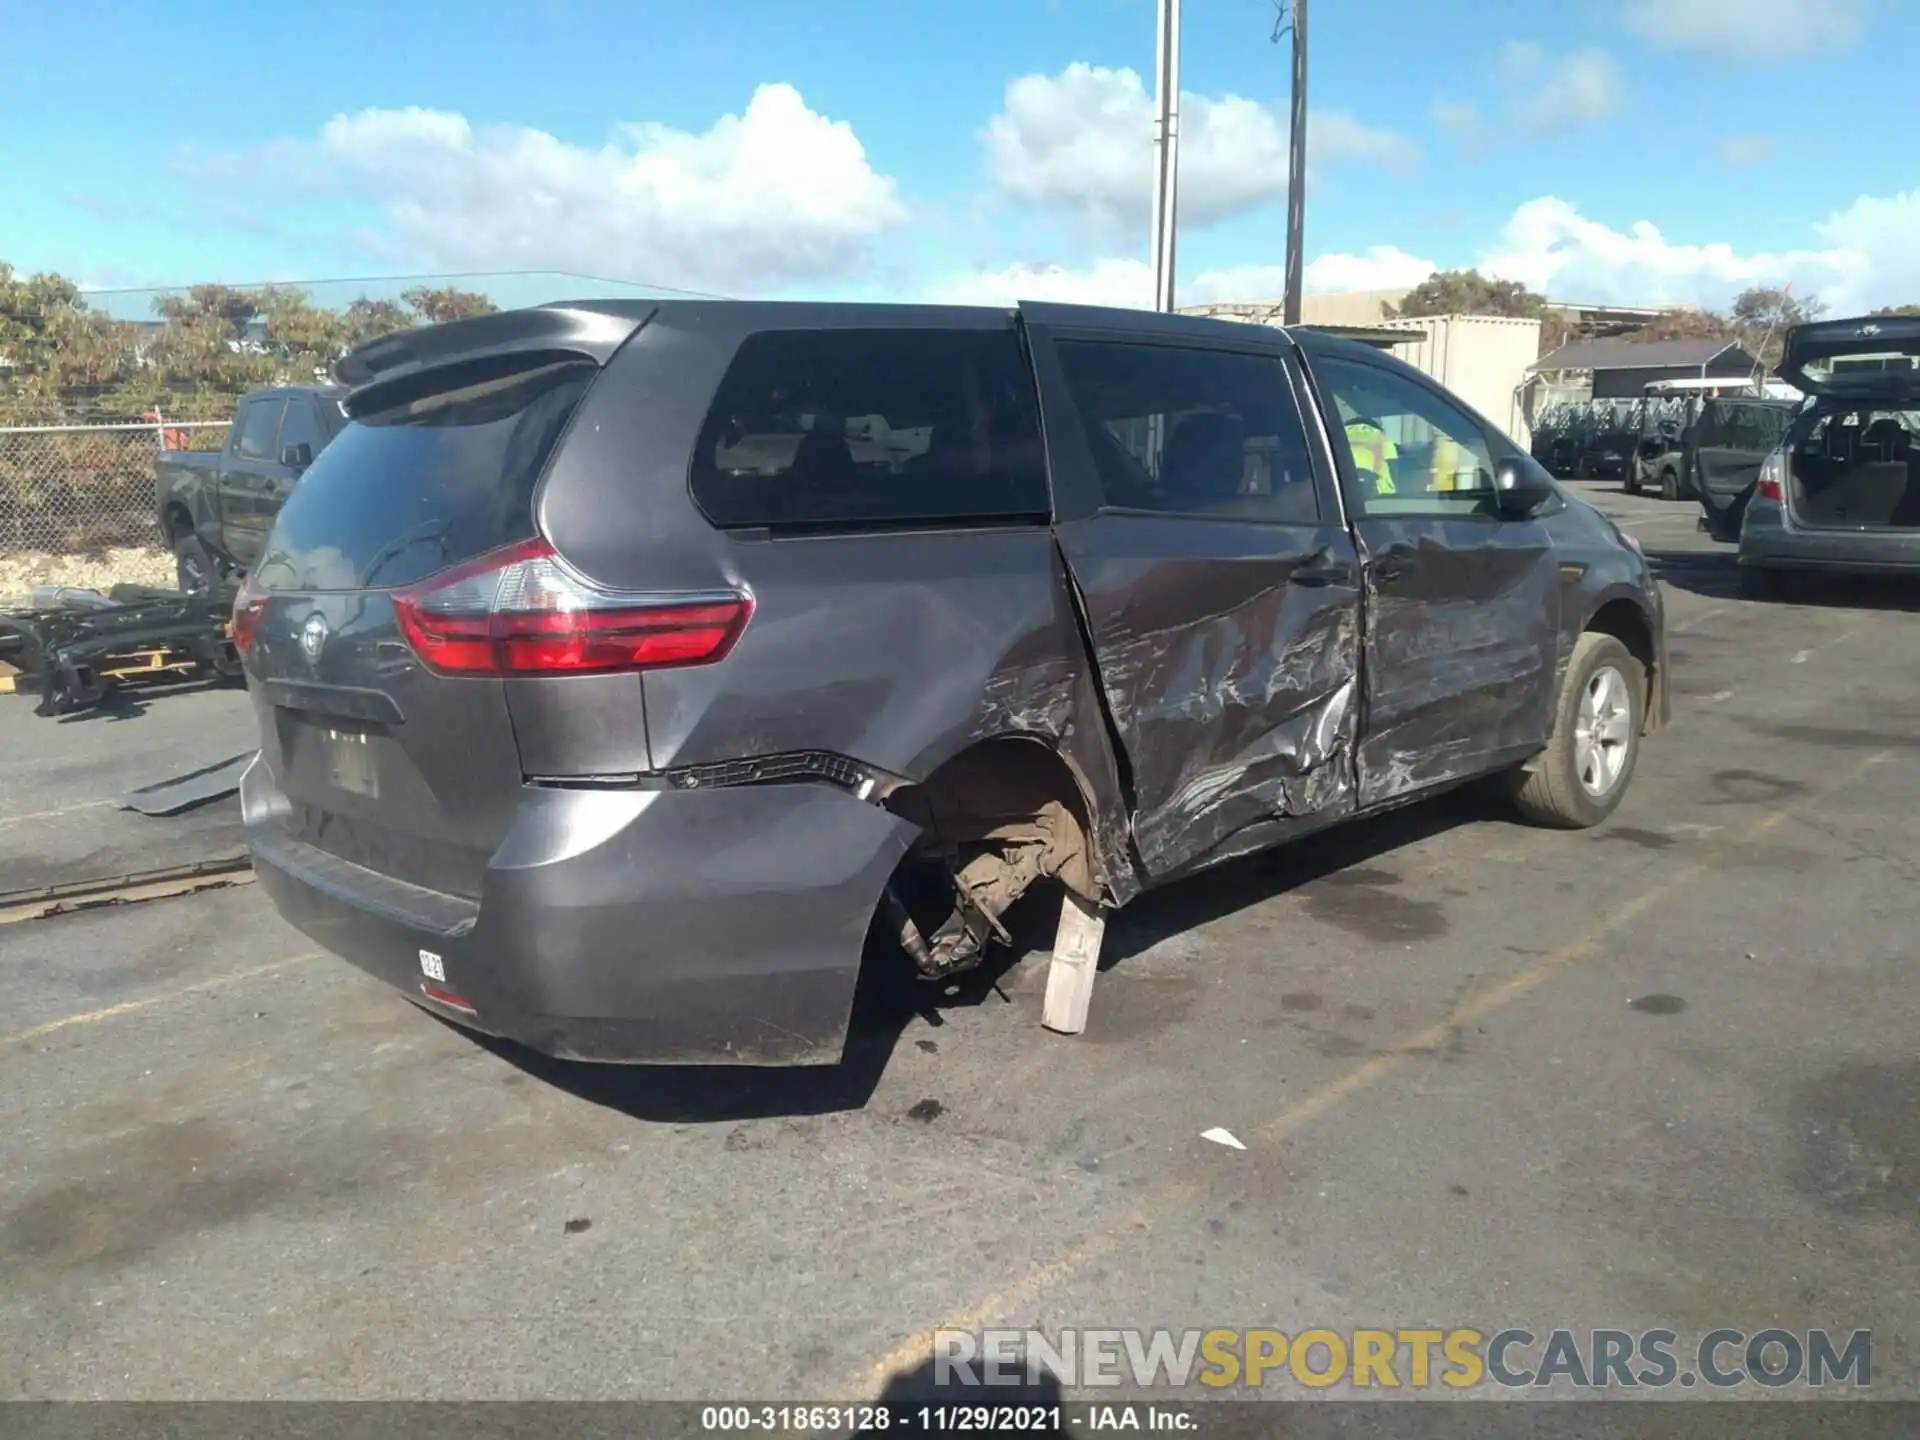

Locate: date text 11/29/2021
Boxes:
[700,1405,1196,1432]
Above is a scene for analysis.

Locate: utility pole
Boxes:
[1149,0,1182,313]
[1281,0,1309,324]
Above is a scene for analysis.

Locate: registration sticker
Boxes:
[419,950,447,983]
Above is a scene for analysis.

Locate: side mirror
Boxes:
[1493,456,1556,516]
[281,442,313,469]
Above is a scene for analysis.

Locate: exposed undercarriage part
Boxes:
[884,742,1101,982]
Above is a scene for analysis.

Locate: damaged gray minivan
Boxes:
[234,301,1669,1064]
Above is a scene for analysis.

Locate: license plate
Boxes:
[324,728,380,798]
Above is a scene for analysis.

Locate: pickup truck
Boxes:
[155,385,345,591]
[234,301,1671,1065]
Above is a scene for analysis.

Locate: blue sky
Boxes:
[3,0,1915,315]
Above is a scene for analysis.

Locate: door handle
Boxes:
[1290,547,1353,587]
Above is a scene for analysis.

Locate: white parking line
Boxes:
[1672,605,1729,635]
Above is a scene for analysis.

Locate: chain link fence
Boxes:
[0,420,228,559]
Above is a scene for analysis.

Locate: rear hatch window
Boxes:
[688,328,1049,531]
[252,359,595,593]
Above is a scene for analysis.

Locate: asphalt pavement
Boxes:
[2,482,1916,1405]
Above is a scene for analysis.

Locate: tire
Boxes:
[1508,633,1646,830]
[1623,468,1641,495]
[1658,467,1680,502]
[174,533,217,594]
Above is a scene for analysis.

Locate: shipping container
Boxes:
[1370,314,1543,445]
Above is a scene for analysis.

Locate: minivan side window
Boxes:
[233,399,286,462]
[1314,356,1498,519]
[1051,341,1321,524]
[690,329,1049,530]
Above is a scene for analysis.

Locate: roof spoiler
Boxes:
[334,305,655,409]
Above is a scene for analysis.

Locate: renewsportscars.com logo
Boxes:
[933,1327,1873,1392]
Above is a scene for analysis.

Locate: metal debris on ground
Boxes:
[121,751,257,817]
[0,584,241,717]
[0,854,256,926]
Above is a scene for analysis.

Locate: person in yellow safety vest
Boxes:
[1344,417,1398,495]
[1428,432,1484,493]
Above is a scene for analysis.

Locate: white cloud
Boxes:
[1440,45,1624,148]
[1479,197,1865,308]
[1719,134,1777,166]
[927,184,1920,318]
[1817,187,1920,307]
[1511,51,1625,137]
[1623,0,1871,60]
[1431,100,1487,148]
[1313,113,1423,173]
[192,85,907,296]
[923,245,1438,310]
[1190,247,1439,303]
[984,63,1417,235]
[928,257,1155,309]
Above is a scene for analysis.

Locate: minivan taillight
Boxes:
[1755,449,1786,502]
[231,574,267,655]
[390,538,752,677]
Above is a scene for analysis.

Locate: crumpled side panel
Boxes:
[1120,607,1361,876]
[1353,524,1561,808]
[1051,516,1367,886]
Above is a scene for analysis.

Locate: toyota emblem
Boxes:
[300,612,330,665]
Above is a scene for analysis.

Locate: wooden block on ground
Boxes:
[1042,888,1107,1036]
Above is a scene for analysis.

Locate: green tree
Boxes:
[1629,307,1735,344]
[1870,303,1920,316]
[402,285,497,324]
[344,296,411,348]
[1727,285,1824,369]
[0,264,142,422]
[1385,269,1546,320]
[3,263,494,422]
[1382,268,1577,355]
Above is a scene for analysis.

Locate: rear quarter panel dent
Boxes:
[640,530,1139,900]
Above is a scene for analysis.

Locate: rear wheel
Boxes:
[1507,633,1645,829]
[1624,468,1641,495]
[173,533,217,594]
[1659,467,1680,502]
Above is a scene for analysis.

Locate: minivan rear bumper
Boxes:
[1739,497,1920,574]
[242,755,919,1065]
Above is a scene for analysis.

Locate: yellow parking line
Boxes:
[840,747,1892,1401]
[0,954,317,1052]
